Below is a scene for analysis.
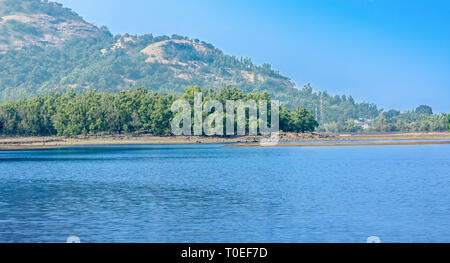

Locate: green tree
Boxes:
[447,114,450,131]
[289,107,319,133]
[415,105,433,115]
[279,107,292,132]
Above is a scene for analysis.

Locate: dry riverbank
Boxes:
[1,132,450,150]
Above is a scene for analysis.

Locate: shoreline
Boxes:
[1,132,450,150]
[0,133,322,151]
[225,140,450,148]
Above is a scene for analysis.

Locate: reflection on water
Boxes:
[0,144,449,243]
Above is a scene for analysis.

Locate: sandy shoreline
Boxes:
[1,132,450,150]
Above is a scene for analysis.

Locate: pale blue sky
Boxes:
[58,0,450,112]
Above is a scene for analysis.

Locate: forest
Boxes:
[370,107,449,133]
[0,86,318,136]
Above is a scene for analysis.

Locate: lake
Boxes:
[0,144,449,243]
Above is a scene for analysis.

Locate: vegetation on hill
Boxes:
[0,29,381,130]
[0,87,318,136]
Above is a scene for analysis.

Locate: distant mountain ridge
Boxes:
[0,0,382,128]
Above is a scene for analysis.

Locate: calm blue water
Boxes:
[0,144,449,243]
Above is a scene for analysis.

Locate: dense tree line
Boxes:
[0,87,318,136]
[322,106,450,133]
[447,114,450,131]
[370,108,450,132]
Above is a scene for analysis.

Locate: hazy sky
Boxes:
[58,0,450,112]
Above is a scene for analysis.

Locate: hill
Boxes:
[0,0,384,130]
